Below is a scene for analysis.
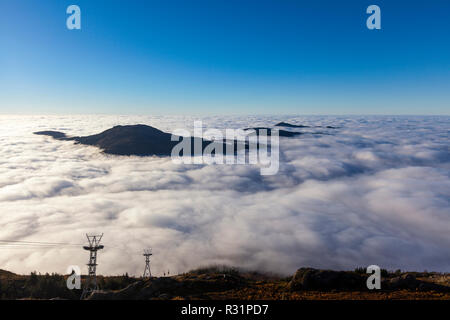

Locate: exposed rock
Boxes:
[288,269,450,293]
[86,273,247,300]
[387,273,418,290]
[385,273,450,292]
[288,268,367,291]
[87,281,144,300]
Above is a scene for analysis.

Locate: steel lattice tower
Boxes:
[80,233,104,300]
[143,249,152,279]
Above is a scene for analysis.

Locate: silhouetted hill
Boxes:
[275,122,339,129]
[34,125,247,157]
[0,269,17,278]
[34,123,338,156]
[74,125,182,156]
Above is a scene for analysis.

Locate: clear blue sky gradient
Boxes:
[0,0,449,115]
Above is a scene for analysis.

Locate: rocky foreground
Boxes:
[1,267,449,300]
[87,268,450,300]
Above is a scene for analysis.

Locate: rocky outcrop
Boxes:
[289,269,450,292]
[384,273,450,292]
[288,268,367,291]
[87,273,246,300]
[87,277,178,300]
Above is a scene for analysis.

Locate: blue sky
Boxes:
[0,0,449,115]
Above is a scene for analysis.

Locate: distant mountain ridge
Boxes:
[243,127,303,137]
[275,121,310,128]
[275,121,339,129]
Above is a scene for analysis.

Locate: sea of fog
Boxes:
[0,115,449,275]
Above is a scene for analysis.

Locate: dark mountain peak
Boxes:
[104,124,166,136]
[70,124,175,156]
[85,124,168,141]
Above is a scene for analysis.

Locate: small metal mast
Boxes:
[143,249,152,279]
[80,233,104,300]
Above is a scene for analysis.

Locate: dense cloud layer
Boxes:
[0,115,449,276]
